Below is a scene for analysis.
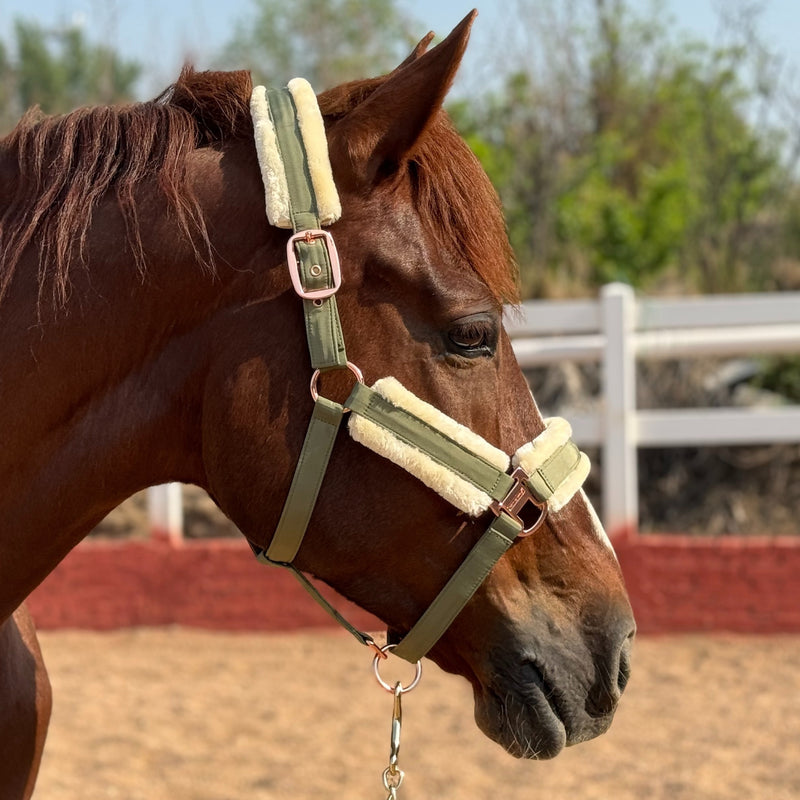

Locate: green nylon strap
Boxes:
[265,396,345,563]
[391,512,523,663]
[250,547,377,650]
[286,565,377,650]
[267,87,347,370]
[348,383,584,510]
[346,383,516,504]
[526,440,582,502]
[256,84,576,666]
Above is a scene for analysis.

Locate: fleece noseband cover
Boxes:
[347,377,590,515]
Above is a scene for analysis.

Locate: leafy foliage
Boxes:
[451,0,796,298]
[0,19,140,134]
[221,0,419,90]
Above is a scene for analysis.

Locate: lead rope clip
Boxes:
[373,644,422,800]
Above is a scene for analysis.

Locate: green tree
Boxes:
[0,19,140,133]
[453,0,794,297]
[222,0,419,89]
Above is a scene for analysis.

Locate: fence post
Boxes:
[147,483,184,544]
[600,283,638,536]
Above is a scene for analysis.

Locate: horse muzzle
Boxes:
[473,611,634,759]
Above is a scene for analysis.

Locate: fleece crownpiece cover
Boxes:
[250,79,341,228]
[348,377,589,516]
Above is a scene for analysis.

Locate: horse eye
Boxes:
[450,327,486,349]
[446,316,497,358]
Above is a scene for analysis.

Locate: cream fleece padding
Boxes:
[348,377,510,517]
[287,78,341,225]
[250,85,292,228]
[250,81,341,229]
[366,378,510,471]
[546,451,590,512]
[512,417,573,472]
[512,417,590,512]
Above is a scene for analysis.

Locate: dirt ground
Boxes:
[33,630,800,800]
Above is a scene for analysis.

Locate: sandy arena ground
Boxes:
[31,630,800,800]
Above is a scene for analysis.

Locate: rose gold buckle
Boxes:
[490,467,548,537]
[286,229,342,300]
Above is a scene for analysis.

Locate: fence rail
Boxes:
[507,283,800,534]
[149,284,800,539]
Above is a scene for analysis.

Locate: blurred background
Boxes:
[4,0,800,535]
[6,1,799,798]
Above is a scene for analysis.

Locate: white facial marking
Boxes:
[579,488,616,556]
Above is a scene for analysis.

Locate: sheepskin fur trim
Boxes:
[369,378,510,472]
[349,414,495,516]
[250,81,341,229]
[347,382,589,517]
[547,451,591,511]
[347,377,510,516]
[512,417,589,511]
[287,78,341,225]
[511,417,574,474]
[250,85,292,228]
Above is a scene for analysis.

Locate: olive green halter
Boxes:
[247,81,590,664]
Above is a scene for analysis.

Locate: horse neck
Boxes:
[0,147,280,617]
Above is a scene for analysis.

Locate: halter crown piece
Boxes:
[247,80,591,664]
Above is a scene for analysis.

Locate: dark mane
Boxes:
[0,67,517,308]
[0,68,253,307]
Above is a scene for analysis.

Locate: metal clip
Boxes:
[372,644,421,799]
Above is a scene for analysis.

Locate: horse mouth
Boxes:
[474,660,612,760]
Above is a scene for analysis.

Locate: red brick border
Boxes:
[26,538,381,632]
[614,530,800,633]
[25,533,800,633]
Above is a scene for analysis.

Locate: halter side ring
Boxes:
[309,361,364,411]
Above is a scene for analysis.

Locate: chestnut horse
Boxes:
[0,13,634,798]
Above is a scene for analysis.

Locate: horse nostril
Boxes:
[586,683,620,718]
[617,630,634,694]
[586,626,634,718]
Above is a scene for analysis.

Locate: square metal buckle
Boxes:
[286,229,342,301]
[490,466,548,537]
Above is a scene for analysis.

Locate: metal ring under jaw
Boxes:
[309,361,364,410]
[373,644,422,693]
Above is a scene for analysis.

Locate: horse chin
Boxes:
[473,680,567,760]
[471,660,615,760]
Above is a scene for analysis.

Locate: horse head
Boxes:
[0,11,634,763]
[187,14,635,758]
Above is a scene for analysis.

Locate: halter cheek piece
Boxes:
[247,81,591,664]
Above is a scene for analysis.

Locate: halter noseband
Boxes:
[247,80,590,664]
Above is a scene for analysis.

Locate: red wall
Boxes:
[26,531,800,634]
[26,538,381,633]
[614,530,800,633]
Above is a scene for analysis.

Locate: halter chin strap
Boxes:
[247,81,591,664]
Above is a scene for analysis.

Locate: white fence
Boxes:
[506,283,800,533]
[149,284,800,539]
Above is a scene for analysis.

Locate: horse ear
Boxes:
[395,31,436,70]
[329,10,476,188]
